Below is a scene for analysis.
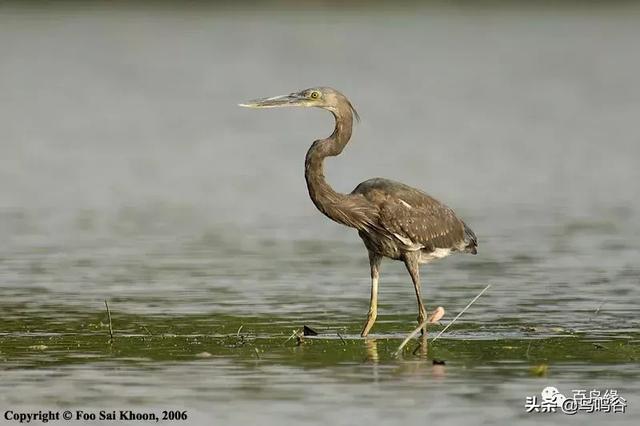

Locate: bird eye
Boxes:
[310,91,320,99]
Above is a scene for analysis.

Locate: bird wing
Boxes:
[378,198,466,251]
[352,178,467,251]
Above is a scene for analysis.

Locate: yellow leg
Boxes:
[404,252,427,335]
[361,251,382,337]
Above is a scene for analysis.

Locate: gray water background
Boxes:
[0,2,639,425]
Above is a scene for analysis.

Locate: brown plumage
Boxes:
[353,178,477,257]
[240,86,477,337]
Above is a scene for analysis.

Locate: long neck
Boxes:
[304,110,357,227]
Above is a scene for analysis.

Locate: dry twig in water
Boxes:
[284,329,301,345]
[394,284,491,357]
[236,325,246,345]
[104,299,114,344]
[393,306,444,357]
[431,284,491,343]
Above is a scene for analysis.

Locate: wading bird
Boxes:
[240,87,477,337]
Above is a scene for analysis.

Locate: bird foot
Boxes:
[361,313,377,337]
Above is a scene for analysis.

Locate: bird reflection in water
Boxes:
[362,335,446,380]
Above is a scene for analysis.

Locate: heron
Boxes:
[240,87,477,337]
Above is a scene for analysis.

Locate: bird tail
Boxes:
[462,222,478,255]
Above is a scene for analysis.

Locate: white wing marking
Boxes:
[398,199,412,209]
[392,232,424,251]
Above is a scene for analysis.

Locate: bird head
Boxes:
[239,87,359,121]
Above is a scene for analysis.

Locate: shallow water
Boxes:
[1,3,639,425]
